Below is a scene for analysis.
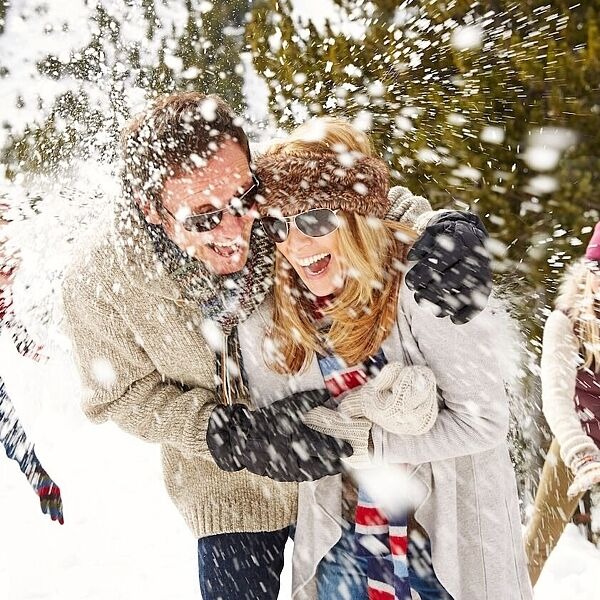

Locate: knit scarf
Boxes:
[139,215,273,404]
[145,220,274,336]
[313,306,411,600]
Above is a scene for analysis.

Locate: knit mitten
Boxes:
[567,453,600,498]
[303,406,371,467]
[386,185,433,235]
[338,363,438,435]
[28,465,64,525]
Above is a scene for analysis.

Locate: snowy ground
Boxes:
[534,524,600,600]
[0,330,598,600]
[0,331,293,600]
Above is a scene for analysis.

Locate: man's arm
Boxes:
[0,380,64,523]
[62,272,217,460]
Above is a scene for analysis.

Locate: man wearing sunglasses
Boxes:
[62,91,492,599]
[63,92,354,600]
[141,146,260,276]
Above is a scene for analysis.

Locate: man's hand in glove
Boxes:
[406,211,492,324]
[30,466,64,525]
[206,389,353,482]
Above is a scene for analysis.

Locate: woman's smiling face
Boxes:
[276,224,343,297]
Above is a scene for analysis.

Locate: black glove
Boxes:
[406,211,492,324]
[206,389,353,482]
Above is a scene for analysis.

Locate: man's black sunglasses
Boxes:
[162,173,260,233]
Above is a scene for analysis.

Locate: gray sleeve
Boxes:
[377,279,510,464]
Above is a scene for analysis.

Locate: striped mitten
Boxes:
[568,454,600,498]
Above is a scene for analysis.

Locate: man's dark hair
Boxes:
[120,92,251,209]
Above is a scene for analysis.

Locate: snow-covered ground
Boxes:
[535,524,600,600]
[0,330,293,599]
[1,330,599,600]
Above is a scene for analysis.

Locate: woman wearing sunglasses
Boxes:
[254,120,532,600]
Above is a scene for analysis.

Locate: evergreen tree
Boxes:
[0,0,250,175]
[247,0,600,492]
[247,0,600,338]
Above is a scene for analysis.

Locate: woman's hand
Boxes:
[338,363,438,435]
[30,466,64,525]
[567,453,600,498]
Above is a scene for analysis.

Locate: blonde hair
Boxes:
[267,116,374,158]
[263,116,416,373]
[555,259,600,370]
[266,212,414,374]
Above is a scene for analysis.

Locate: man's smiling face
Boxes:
[152,139,256,275]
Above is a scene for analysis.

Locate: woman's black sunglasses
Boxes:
[163,173,260,233]
[260,208,340,243]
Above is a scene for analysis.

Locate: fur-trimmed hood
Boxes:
[255,150,390,218]
[555,257,598,314]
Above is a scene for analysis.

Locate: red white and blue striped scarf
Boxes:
[316,347,411,600]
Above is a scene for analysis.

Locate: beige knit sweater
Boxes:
[62,220,297,538]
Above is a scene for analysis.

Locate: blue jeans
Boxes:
[197,527,289,599]
[317,523,452,600]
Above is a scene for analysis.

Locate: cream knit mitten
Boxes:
[338,363,438,435]
[303,406,371,466]
[567,452,600,498]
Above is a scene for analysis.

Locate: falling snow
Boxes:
[0,0,599,598]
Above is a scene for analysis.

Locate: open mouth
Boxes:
[297,253,332,277]
[207,240,242,259]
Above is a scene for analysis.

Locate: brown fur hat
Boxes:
[255,151,390,218]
